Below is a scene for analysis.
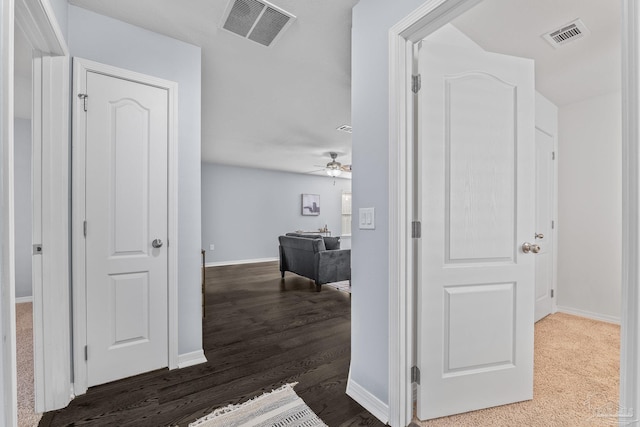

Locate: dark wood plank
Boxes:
[40,261,385,427]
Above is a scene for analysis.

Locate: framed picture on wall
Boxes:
[301,194,320,216]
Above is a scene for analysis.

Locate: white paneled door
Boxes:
[417,43,536,420]
[84,71,169,387]
[534,128,555,322]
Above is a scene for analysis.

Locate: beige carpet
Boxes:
[415,312,620,427]
[16,302,42,427]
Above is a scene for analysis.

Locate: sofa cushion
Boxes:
[322,236,341,250]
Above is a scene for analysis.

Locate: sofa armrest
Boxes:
[315,249,351,285]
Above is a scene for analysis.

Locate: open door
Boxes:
[416,42,536,420]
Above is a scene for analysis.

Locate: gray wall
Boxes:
[14,118,31,298]
[557,91,622,320]
[68,5,203,355]
[201,163,351,264]
[351,0,426,406]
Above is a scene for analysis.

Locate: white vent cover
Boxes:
[542,19,590,48]
[221,0,296,47]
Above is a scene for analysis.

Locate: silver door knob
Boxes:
[535,233,544,239]
[531,244,541,254]
[152,239,163,248]
[522,242,540,254]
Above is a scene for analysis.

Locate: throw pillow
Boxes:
[323,236,341,250]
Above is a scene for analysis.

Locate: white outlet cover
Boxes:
[359,207,375,230]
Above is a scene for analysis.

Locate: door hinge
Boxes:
[32,244,43,255]
[78,93,88,112]
[552,151,556,160]
[551,220,555,230]
[411,221,422,238]
[411,366,421,384]
[551,289,555,298]
[412,74,421,94]
[84,345,88,361]
[83,220,87,238]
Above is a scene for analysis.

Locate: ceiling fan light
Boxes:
[326,168,342,177]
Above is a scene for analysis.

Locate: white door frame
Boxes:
[71,58,179,396]
[388,1,639,426]
[2,0,69,423]
[1,2,17,424]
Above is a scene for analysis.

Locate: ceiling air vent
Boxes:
[221,0,296,47]
[542,19,590,48]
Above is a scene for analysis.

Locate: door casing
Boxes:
[71,58,179,396]
[7,0,70,420]
[388,1,638,426]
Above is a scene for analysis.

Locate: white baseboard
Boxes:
[205,257,278,268]
[346,372,389,424]
[15,296,33,304]
[177,350,207,369]
[556,306,620,325]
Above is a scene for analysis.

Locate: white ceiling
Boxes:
[451,0,620,106]
[65,0,619,174]
[68,0,358,176]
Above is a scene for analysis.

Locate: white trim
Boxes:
[387,21,413,427]
[14,0,71,415]
[1,0,17,424]
[15,296,33,304]
[71,58,180,396]
[15,0,67,56]
[389,1,638,426]
[205,257,278,268]
[70,58,88,396]
[556,306,620,325]
[346,374,389,424]
[30,53,43,413]
[38,55,71,412]
[620,2,640,424]
[176,350,207,369]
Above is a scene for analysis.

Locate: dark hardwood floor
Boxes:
[40,261,385,426]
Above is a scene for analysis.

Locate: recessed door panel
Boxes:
[110,272,150,347]
[111,100,150,257]
[445,283,515,373]
[446,74,516,263]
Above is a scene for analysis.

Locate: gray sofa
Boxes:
[278,234,351,291]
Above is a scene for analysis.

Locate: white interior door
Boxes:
[84,70,169,387]
[417,43,536,420]
[534,127,555,322]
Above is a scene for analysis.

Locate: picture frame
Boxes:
[301,194,320,216]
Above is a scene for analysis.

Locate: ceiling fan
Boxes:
[313,152,352,177]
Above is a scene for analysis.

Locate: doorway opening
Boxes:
[388,0,633,426]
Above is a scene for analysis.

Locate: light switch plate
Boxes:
[359,207,375,230]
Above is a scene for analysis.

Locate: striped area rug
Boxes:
[189,383,327,427]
